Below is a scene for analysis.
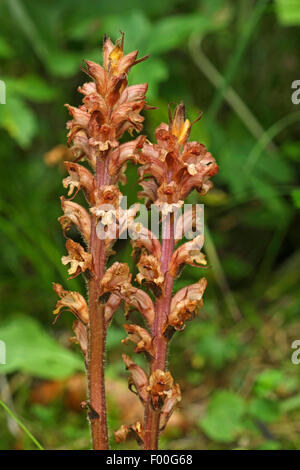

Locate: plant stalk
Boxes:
[143,214,175,450]
[87,154,110,450]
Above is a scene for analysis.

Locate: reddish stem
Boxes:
[143,214,175,450]
[87,154,110,450]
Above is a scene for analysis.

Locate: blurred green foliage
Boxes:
[0,0,300,450]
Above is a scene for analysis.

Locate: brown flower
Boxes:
[65,34,149,162]
[114,421,144,445]
[122,324,154,357]
[130,222,161,260]
[70,320,88,358]
[108,135,145,184]
[61,239,92,279]
[100,262,132,294]
[104,293,122,326]
[122,354,149,404]
[147,370,174,409]
[44,144,74,167]
[63,162,96,203]
[100,262,155,327]
[114,424,130,443]
[59,197,91,244]
[136,251,164,287]
[169,235,206,278]
[164,278,207,332]
[138,103,218,205]
[53,283,89,324]
[119,283,155,327]
[160,383,181,431]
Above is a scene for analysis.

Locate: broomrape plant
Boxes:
[52,34,218,450]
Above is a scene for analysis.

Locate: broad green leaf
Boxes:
[291,188,300,208]
[275,0,300,25]
[280,394,300,413]
[0,315,83,379]
[129,57,168,100]
[0,37,13,58]
[253,369,284,397]
[199,390,246,443]
[148,15,211,55]
[6,76,56,102]
[249,398,280,423]
[0,95,37,147]
[46,51,82,77]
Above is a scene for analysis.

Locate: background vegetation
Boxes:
[0,0,300,450]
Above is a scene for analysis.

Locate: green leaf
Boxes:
[129,57,168,100]
[46,51,82,77]
[291,188,300,208]
[6,76,56,102]
[0,315,83,379]
[148,15,211,55]
[249,398,280,423]
[275,0,300,26]
[199,390,246,443]
[0,37,14,58]
[253,369,284,397]
[280,394,300,413]
[0,95,37,147]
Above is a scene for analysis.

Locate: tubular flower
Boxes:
[104,293,122,326]
[130,222,162,260]
[61,239,93,279]
[136,251,164,288]
[63,162,96,203]
[99,262,132,293]
[59,197,91,244]
[122,324,154,357]
[147,370,174,409]
[159,383,182,431]
[169,235,207,278]
[53,283,89,325]
[164,278,207,333]
[108,135,145,184]
[114,421,144,445]
[100,262,155,327]
[71,320,88,359]
[138,102,218,206]
[122,354,149,404]
[65,34,149,164]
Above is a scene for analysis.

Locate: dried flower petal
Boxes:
[61,239,92,279]
[70,319,88,358]
[160,384,182,431]
[99,262,155,327]
[122,354,149,404]
[44,144,74,167]
[100,262,131,294]
[104,293,122,325]
[114,424,130,443]
[130,222,161,260]
[66,35,149,164]
[53,283,89,324]
[169,235,206,278]
[138,103,218,204]
[108,135,145,184]
[119,284,155,327]
[170,102,191,145]
[114,421,144,445]
[147,370,174,409]
[136,251,164,287]
[122,324,154,357]
[59,197,91,244]
[63,162,96,203]
[165,278,207,332]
